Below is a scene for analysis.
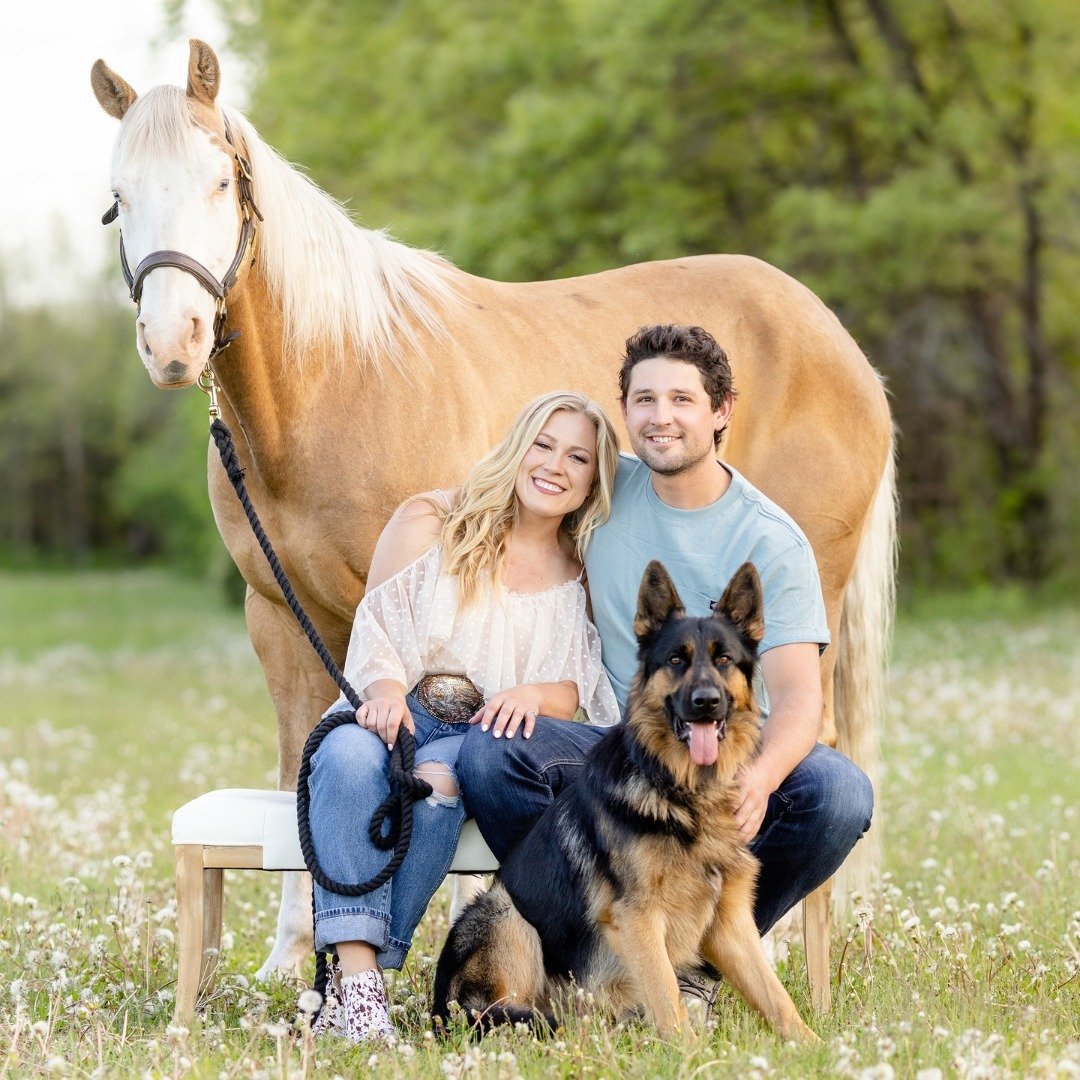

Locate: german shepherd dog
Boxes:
[432,560,817,1042]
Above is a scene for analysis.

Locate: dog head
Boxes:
[628,560,763,779]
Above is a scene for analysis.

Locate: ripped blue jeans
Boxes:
[308,693,466,968]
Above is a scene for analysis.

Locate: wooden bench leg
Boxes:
[200,867,224,992]
[174,847,228,1023]
[803,878,832,1014]
[175,845,205,1024]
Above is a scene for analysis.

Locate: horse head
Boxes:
[92,40,258,389]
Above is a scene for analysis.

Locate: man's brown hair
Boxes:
[618,325,736,447]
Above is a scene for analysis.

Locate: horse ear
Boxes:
[186,39,221,107]
[634,561,685,645]
[91,60,137,121]
[714,562,765,645]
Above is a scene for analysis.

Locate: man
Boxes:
[458,324,873,1007]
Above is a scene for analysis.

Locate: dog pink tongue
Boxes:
[689,723,719,766]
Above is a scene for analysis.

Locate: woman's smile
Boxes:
[514,410,599,520]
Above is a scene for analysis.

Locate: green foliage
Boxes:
[6,1,1080,586]
[0,266,222,575]
[212,0,1080,588]
[112,392,216,574]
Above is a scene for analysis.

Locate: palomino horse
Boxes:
[92,41,894,1009]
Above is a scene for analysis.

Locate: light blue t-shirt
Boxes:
[584,455,830,721]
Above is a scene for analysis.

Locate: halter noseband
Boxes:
[102,116,263,361]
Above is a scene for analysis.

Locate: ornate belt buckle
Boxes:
[415,674,485,725]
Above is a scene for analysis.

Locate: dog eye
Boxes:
[669,655,685,667]
[715,655,731,667]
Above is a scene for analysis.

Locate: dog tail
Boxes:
[833,435,896,910]
[432,883,548,1032]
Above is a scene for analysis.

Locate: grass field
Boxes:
[1,571,1077,1078]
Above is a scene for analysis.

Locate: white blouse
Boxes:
[329,545,621,727]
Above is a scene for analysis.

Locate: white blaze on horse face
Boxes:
[112,128,241,387]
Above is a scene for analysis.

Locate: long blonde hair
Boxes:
[438,391,619,606]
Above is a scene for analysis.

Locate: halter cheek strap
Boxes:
[102,117,263,360]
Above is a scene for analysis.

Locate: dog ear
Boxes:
[634,560,685,644]
[714,562,764,644]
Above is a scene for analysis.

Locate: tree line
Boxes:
[2,0,1077,591]
[0,271,220,576]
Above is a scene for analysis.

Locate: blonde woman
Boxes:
[308,391,620,1042]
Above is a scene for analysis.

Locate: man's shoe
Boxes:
[678,968,720,1022]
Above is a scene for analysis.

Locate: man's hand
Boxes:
[733,760,774,843]
[470,684,544,740]
[356,695,414,750]
[735,641,824,843]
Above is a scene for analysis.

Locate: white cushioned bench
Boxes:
[171,788,497,1022]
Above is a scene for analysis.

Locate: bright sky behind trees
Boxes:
[1,0,235,301]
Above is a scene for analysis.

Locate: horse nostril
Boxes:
[137,320,152,358]
[190,317,205,346]
[690,688,722,713]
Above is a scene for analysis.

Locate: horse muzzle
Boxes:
[137,295,215,371]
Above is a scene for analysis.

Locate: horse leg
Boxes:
[449,875,489,925]
[245,587,342,981]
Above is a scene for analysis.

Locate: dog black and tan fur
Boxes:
[432,560,817,1042]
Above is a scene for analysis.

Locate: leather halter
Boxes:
[102,116,263,360]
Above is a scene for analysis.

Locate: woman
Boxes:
[309,391,621,1042]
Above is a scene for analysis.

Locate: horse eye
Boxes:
[218,178,231,192]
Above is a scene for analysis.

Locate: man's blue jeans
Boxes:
[308,694,467,967]
[457,718,873,935]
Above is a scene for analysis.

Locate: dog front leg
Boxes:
[602,906,688,1040]
[702,866,819,1043]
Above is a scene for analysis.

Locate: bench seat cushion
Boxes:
[171,788,498,873]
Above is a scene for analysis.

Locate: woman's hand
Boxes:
[356,694,414,750]
[470,684,545,740]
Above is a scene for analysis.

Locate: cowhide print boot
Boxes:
[310,957,347,1038]
[340,968,394,1043]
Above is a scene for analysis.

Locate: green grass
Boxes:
[1,571,1077,1077]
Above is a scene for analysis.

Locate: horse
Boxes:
[91,40,894,1009]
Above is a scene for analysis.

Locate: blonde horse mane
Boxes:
[833,433,897,910]
[112,86,455,377]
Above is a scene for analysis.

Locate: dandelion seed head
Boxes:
[297,989,322,1014]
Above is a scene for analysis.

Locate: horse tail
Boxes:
[832,435,897,910]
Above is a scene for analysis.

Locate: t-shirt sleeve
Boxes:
[756,542,831,655]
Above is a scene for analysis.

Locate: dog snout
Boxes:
[689,685,722,716]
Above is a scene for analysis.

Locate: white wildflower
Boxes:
[297,989,322,1015]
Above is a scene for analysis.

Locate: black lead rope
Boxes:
[209,417,432,1021]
